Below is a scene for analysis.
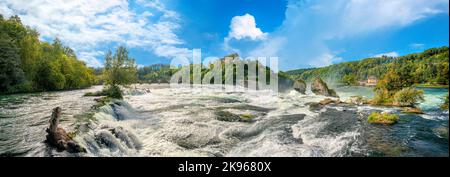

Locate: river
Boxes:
[0,84,448,157]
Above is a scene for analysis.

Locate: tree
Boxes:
[342,73,357,85]
[103,46,137,99]
[1,14,95,94]
[0,38,25,93]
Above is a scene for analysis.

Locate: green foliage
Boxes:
[341,73,357,85]
[371,89,392,106]
[104,85,123,99]
[441,94,449,110]
[368,112,399,125]
[287,47,449,86]
[102,46,137,100]
[138,64,173,83]
[103,46,137,87]
[84,85,123,99]
[392,87,424,107]
[372,68,424,107]
[0,15,95,94]
[0,37,25,93]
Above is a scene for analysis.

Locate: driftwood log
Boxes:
[45,107,86,153]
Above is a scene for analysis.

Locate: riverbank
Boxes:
[414,84,449,89]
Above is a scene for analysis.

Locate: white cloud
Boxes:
[249,37,286,57]
[409,43,425,50]
[309,54,343,68]
[335,0,449,37]
[224,13,267,54]
[227,13,267,40]
[373,52,399,58]
[248,0,449,70]
[0,0,189,67]
[79,51,104,67]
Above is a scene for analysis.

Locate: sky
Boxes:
[0,0,449,71]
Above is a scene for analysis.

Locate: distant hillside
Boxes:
[137,64,173,83]
[286,46,449,86]
[135,54,295,91]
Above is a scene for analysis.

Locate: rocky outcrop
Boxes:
[402,107,424,114]
[307,98,342,111]
[293,79,307,94]
[214,110,256,122]
[346,96,365,105]
[45,107,86,153]
[311,77,338,97]
[319,98,342,105]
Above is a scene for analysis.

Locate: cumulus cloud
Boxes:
[249,0,449,70]
[224,13,267,53]
[373,52,399,58]
[0,0,190,67]
[78,51,104,67]
[227,13,267,40]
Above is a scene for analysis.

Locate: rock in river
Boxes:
[311,77,338,97]
[293,79,307,94]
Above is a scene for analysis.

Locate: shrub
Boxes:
[105,85,123,99]
[370,89,393,105]
[368,112,399,125]
[392,87,424,107]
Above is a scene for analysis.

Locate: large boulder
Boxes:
[293,79,307,94]
[45,107,86,153]
[310,77,338,97]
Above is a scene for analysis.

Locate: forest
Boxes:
[0,15,95,94]
[286,47,449,86]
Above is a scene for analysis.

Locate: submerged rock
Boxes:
[110,127,142,149]
[307,98,342,111]
[433,126,449,139]
[402,107,424,114]
[95,130,123,151]
[293,79,307,94]
[306,102,323,111]
[311,77,338,97]
[319,98,341,105]
[45,107,86,153]
[215,110,256,122]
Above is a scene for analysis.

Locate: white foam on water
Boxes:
[72,84,369,157]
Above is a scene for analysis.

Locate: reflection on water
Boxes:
[0,84,448,157]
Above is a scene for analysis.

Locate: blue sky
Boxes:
[1,0,449,71]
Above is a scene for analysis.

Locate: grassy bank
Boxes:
[414,84,449,89]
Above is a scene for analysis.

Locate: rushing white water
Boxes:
[1,84,447,157]
[74,84,366,157]
[0,86,103,157]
